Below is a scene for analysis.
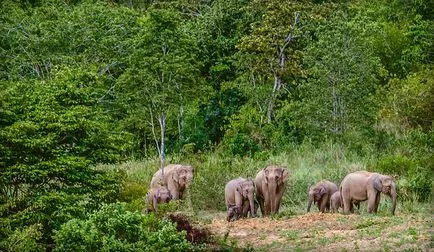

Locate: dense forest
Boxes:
[1,0,433,250]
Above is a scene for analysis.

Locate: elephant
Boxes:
[330,191,360,213]
[340,171,396,215]
[150,164,194,200]
[224,178,256,220]
[255,165,290,216]
[226,205,241,222]
[146,186,172,212]
[307,180,338,213]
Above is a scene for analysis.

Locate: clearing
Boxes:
[200,211,433,251]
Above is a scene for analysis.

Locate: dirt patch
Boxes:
[204,212,433,250]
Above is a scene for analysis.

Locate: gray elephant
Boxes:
[226,205,241,222]
[224,178,256,220]
[146,186,172,212]
[340,171,396,215]
[150,164,194,200]
[330,191,360,213]
[255,165,290,216]
[307,180,338,213]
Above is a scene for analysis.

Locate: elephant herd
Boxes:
[145,164,397,220]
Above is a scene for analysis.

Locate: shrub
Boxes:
[226,133,259,157]
[376,155,432,201]
[1,224,44,252]
[54,203,192,252]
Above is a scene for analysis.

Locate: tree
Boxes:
[118,6,201,174]
[236,0,311,123]
[295,10,382,141]
[0,67,131,247]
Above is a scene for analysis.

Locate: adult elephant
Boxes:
[307,180,338,213]
[224,178,256,220]
[150,164,194,200]
[340,171,396,215]
[255,165,290,216]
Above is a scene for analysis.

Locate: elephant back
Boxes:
[150,164,178,188]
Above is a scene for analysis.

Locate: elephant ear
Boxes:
[319,186,327,196]
[172,171,180,183]
[281,168,289,184]
[236,182,243,193]
[373,175,383,192]
[264,168,269,184]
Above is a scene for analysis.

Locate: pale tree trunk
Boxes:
[149,110,166,179]
[266,12,300,123]
[158,113,166,178]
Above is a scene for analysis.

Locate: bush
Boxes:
[376,155,432,201]
[226,133,259,157]
[54,203,192,252]
[1,224,44,252]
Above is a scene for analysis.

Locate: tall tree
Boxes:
[236,0,309,123]
[296,10,382,140]
[118,7,201,174]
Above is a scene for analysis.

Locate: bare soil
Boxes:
[202,212,433,251]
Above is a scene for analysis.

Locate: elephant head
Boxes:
[373,174,396,215]
[173,165,194,189]
[227,206,241,222]
[263,165,289,214]
[307,184,327,212]
[155,187,172,203]
[236,180,256,218]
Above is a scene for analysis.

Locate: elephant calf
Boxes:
[330,191,360,213]
[226,205,241,222]
[307,180,338,213]
[146,186,173,212]
[225,178,256,221]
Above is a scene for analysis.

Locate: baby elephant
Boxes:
[307,180,338,213]
[146,186,173,212]
[330,191,360,213]
[226,205,241,222]
[225,178,256,221]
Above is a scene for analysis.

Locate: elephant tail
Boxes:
[339,186,343,208]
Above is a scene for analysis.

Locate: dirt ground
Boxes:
[203,212,433,251]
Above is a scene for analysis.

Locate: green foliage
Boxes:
[1,224,44,252]
[0,0,433,249]
[54,203,192,252]
[376,154,433,201]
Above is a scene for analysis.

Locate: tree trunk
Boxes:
[158,113,166,178]
[177,105,184,152]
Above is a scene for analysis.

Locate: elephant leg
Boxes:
[257,197,265,217]
[242,200,249,218]
[263,192,271,216]
[367,191,378,213]
[374,192,381,213]
[319,197,328,213]
[274,187,285,214]
[342,194,351,215]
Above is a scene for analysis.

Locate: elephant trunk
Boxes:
[307,193,314,212]
[248,194,256,218]
[268,182,277,214]
[390,183,397,215]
